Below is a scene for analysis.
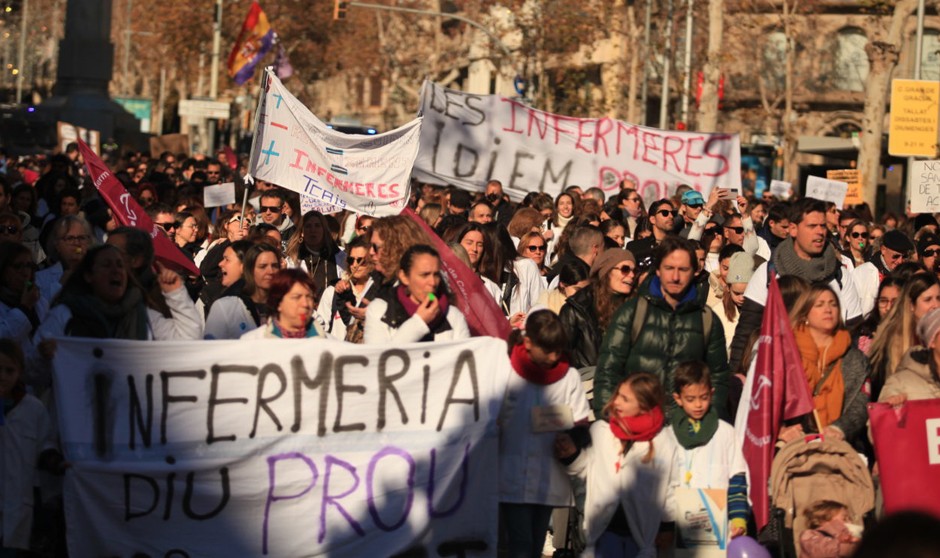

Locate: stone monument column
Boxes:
[54,0,114,96]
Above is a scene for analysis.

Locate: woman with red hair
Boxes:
[240,268,329,339]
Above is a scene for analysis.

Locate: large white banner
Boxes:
[249,69,422,216]
[414,82,742,201]
[53,337,510,557]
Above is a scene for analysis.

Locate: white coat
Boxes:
[204,296,258,339]
[1,394,55,549]
[363,298,470,344]
[672,420,745,490]
[851,260,881,319]
[498,366,591,507]
[317,276,374,340]
[36,285,204,341]
[34,262,63,303]
[566,421,679,558]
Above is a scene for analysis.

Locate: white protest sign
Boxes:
[769,180,792,200]
[414,81,742,202]
[203,182,236,207]
[909,160,940,214]
[805,175,848,209]
[53,337,511,557]
[675,488,728,557]
[301,194,342,215]
[249,68,422,217]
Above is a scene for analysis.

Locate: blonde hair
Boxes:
[602,372,664,463]
[803,500,849,530]
[870,273,940,382]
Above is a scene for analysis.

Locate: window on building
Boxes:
[762,30,788,92]
[833,28,869,92]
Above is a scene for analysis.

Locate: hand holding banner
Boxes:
[78,140,199,276]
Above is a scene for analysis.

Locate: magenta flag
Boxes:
[741,275,814,529]
[402,207,510,340]
[79,140,200,276]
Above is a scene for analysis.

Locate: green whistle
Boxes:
[427,293,436,302]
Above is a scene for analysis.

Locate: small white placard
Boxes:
[805,175,848,209]
[909,160,940,214]
[769,180,792,199]
[203,182,236,207]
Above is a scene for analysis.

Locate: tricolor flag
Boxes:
[740,275,814,529]
[227,1,275,85]
[78,140,200,277]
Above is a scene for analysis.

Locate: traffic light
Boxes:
[333,0,348,20]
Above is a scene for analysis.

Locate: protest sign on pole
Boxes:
[909,159,940,214]
[79,140,200,276]
[825,169,862,206]
[249,69,422,217]
[53,336,510,557]
[805,175,849,209]
[413,81,742,201]
[869,399,940,516]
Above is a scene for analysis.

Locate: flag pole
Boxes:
[246,66,271,178]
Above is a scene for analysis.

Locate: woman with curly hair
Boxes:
[369,214,431,288]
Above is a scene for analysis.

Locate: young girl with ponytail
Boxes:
[498,309,591,558]
[555,372,679,558]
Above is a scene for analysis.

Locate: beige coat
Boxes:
[880,347,940,402]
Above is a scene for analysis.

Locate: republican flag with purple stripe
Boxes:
[227,1,275,85]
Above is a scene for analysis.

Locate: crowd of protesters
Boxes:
[3,144,940,557]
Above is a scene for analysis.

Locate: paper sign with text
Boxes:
[889,79,940,157]
[869,399,940,517]
[675,488,728,557]
[300,194,342,215]
[769,180,792,200]
[805,175,848,209]
[204,182,236,207]
[414,81,742,202]
[53,337,511,557]
[909,160,940,214]
[826,169,862,206]
[249,69,421,217]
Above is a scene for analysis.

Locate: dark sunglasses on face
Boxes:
[923,248,940,258]
[850,231,869,239]
[725,226,745,234]
[260,206,281,213]
[526,244,546,253]
[685,203,704,209]
[657,209,677,218]
[887,251,908,261]
[348,256,368,265]
[156,221,179,231]
[614,264,636,274]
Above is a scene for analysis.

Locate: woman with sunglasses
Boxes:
[517,231,550,279]
[559,248,637,369]
[316,236,377,342]
[841,219,870,268]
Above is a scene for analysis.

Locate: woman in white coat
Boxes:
[555,373,679,558]
[240,269,328,339]
[36,244,202,342]
[363,244,469,344]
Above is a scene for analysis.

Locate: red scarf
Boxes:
[396,285,449,330]
[609,406,664,442]
[509,342,569,385]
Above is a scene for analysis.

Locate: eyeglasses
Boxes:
[371,243,383,252]
[685,203,704,209]
[0,225,19,234]
[656,209,677,218]
[62,234,90,244]
[156,221,179,231]
[614,264,636,274]
[725,226,745,234]
[260,205,281,213]
[139,196,154,203]
[850,231,869,239]
[923,248,940,258]
[526,244,547,253]
[887,252,908,261]
[348,256,368,265]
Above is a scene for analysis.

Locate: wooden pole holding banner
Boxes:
[238,187,249,230]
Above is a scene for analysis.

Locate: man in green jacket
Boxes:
[594,236,731,418]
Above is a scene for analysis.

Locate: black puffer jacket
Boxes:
[593,276,730,418]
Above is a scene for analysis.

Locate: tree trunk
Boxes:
[695,0,723,131]
[858,0,917,212]
[602,0,628,118]
[626,4,641,123]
